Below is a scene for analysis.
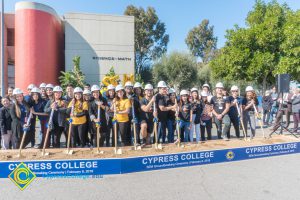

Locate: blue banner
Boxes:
[0,142,299,178]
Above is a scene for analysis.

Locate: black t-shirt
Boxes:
[106,97,114,118]
[167,99,176,121]
[211,96,229,114]
[179,102,191,122]
[228,96,242,115]
[242,97,258,112]
[140,97,154,120]
[190,100,202,124]
[156,93,168,122]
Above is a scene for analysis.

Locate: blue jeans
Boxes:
[179,121,191,142]
[269,106,278,124]
[167,120,175,143]
[158,121,167,143]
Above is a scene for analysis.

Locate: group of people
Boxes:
[0,80,299,150]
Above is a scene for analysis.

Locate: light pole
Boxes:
[1,0,4,97]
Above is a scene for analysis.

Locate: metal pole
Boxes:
[1,0,4,97]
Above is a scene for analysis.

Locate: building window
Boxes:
[7,28,14,46]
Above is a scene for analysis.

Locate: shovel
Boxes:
[42,108,55,156]
[17,111,33,158]
[131,99,141,151]
[113,102,122,155]
[236,102,247,141]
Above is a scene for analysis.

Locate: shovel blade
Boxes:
[64,149,74,155]
[95,150,104,154]
[41,152,49,156]
[114,148,122,155]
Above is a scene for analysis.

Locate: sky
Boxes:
[4,0,300,52]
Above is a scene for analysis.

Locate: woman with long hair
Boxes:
[44,86,67,148]
[89,85,108,147]
[200,92,213,141]
[178,90,193,142]
[190,88,202,143]
[67,87,88,148]
[112,85,131,146]
[0,97,13,149]
[106,84,116,147]
[166,88,176,143]
[10,88,30,149]
[242,86,259,139]
[28,87,48,149]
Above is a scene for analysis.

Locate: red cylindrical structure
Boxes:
[15,2,63,92]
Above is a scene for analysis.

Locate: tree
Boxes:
[210,0,300,93]
[185,19,217,63]
[59,56,86,90]
[152,52,198,90]
[124,5,169,76]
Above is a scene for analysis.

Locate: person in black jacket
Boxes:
[105,84,115,147]
[44,86,67,148]
[89,85,108,147]
[0,97,13,149]
[262,90,272,126]
[10,88,31,149]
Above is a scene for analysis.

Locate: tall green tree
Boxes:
[210,0,300,92]
[153,52,198,90]
[185,19,217,63]
[124,5,169,76]
[59,56,86,90]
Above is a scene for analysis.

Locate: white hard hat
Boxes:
[133,82,142,88]
[265,90,271,96]
[168,88,176,94]
[115,85,124,92]
[201,91,208,97]
[74,87,83,93]
[245,86,254,92]
[107,84,115,91]
[31,87,41,94]
[144,84,153,90]
[27,84,36,90]
[230,85,239,91]
[215,82,224,88]
[202,83,210,89]
[46,84,54,89]
[39,83,47,88]
[13,88,23,95]
[125,81,133,87]
[91,85,100,92]
[53,86,63,92]
[157,81,167,88]
[191,87,198,93]
[180,90,189,96]
[83,89,91,95]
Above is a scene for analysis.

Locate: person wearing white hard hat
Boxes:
[46,84,54,101]
[211,82,231,141]
[166,88,177,143]
[140,84,156,145]
[0,97,13,149]
[190,88,202,143]
[156,81,176,143]
[133,82,143,100]
[262,90,272,126]
[242,86,258,139]
[200,91,213,141]
[25,84,36,103]
[44,85,67,148]
[29,87,48,149]
[39,83,48,100]
[89,84,109,147]
[227,85,241,139]
[83,89,92,146]
[125,81,134,98]
[10,88,31,149]
[178,90,193,142]
[111,85,131,146]
[63,84,74,104]
[105,84,115,147]
[67,87,88,147]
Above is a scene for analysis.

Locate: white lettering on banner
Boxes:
[246,143,297,154]
[142,152,214,165]
[8,162,52,171]
[55,161,98,170]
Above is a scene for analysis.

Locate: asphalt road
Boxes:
[1,153,300,200]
